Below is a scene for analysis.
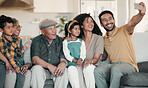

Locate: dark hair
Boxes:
[64,20,80,37]
[0,15,14,29]
[99,10,114,24]
[74,13,102,38]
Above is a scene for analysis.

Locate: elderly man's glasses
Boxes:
[13,25,22,29]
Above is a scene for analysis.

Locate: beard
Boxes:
[103,23,115,32]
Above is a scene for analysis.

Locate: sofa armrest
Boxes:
[120,73,148,87]
[137,61,148,73]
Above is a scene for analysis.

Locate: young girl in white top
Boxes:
[63,20,86,88]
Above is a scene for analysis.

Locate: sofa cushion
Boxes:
[137,61,148,73]
[120,73,148,87]
[44,79,72,88]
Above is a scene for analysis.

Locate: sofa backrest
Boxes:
[133,32,148,63]
[137,61,148,72]
[21,37,32,64]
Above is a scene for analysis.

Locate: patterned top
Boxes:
[0,34,23,66]
[31,34,65,66]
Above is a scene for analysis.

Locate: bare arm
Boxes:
[84,53,101,67]
[101,49,108,61]
[92,53,102,65]
[32,56,52,68]
[21,41,31,53]
[126,2,146,34]
[0,52,9,64]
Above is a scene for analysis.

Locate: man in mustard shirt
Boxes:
[94,2,146,88]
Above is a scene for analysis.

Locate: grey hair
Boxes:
[12,18,18,25]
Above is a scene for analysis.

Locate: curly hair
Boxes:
[74,13,102,38]
[0,15,14,29]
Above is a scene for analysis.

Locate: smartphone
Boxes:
[134,3,143,10]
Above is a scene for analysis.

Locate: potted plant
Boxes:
[56,17,66,37]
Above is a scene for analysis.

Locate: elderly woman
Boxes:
[72,13,104,88]
[4,18,31,88]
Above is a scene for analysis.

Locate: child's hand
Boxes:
[77,58,83,67]
[5,61,14,73]
[14,65,21,73]
[72,58,77,63]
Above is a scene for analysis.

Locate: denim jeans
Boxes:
[94,62,136,88]
[0,61,6,88]
[0,61,25,88]
[14,60,25,88]
[15,73,25,88]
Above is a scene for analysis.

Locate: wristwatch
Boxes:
[61,60,68,66]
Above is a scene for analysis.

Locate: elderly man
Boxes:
[31,19,68,88]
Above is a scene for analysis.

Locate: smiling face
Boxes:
[13,21,21,37]
[100,13,115,32]
[41,25,57,40]
[82,17,94,32]
[69,25,80,37]
[3,22,14,36]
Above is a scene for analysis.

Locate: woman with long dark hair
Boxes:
[73,13,104,88]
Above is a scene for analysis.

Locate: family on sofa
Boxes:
[0,2,146,88]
